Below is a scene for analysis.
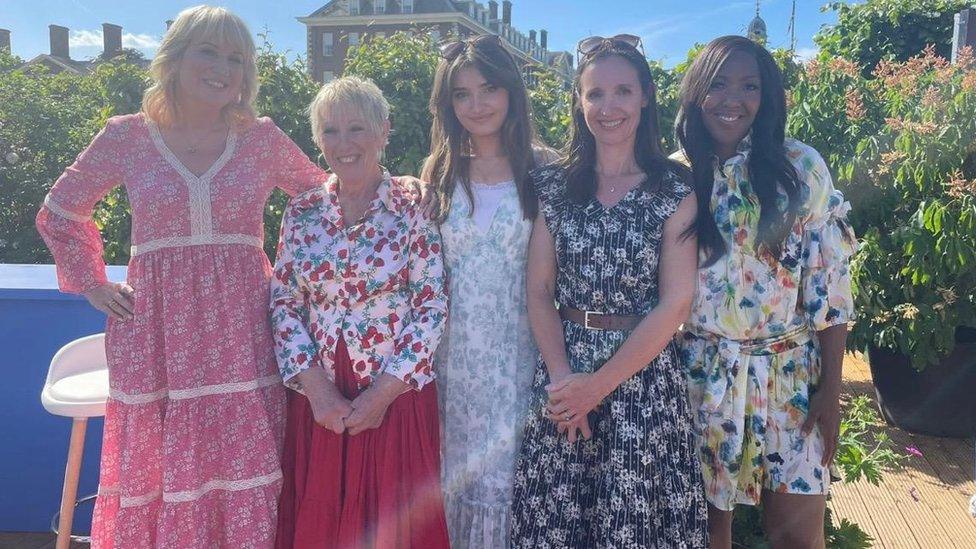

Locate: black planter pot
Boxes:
[867,326,976,438]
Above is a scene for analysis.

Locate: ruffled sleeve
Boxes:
[266,119,328,196]
[796,145,857,331]
[531,166,565,237]
[35,116,128,294]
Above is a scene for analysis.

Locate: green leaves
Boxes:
[835,395,903,485]
[815,0,971,76]
[342,32,438,177]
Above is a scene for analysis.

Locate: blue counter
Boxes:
[1,264,127,533]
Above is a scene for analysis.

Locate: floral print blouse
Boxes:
[271,172,448,392]
[674,138,857,340]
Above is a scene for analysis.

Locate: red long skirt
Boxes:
[275,337,450,549]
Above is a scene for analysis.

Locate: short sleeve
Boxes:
[795,144,858,331]
[531,166,566,238]
[266,119,328,196]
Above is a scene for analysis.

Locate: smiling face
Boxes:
[317,102,389,183]
[450,65,510,140]
[578,54,648,150]
[175,37,245,115]
[700,49,762,160]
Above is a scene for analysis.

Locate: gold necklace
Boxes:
[182,126,227,155]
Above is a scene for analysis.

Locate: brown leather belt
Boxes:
[559,305,643,331]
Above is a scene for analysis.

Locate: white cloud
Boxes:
[795,46,819,63]
[69,29,161,50]
[68,30,103,47]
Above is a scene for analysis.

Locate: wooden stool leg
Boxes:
[56,418,87,549]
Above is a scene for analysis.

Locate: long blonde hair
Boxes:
[141,5,258,127]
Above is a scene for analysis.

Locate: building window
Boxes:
[323,70,335,82]
[375,0,386,14]
[349,0,360,15]
[348,32,360,46]
[322,32,334,56]
[401,0,413,14]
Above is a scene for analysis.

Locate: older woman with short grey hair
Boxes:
[272,76,451,549]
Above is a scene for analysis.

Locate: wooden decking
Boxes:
[830,354,976,548]
[2,354,973,549]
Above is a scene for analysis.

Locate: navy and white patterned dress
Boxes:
[510,166,708,549]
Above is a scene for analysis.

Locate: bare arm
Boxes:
[526,213,573,384]
[588,193,698,395]
[547,193,698,421]
[802,323,846,466]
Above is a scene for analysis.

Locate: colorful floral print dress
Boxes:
[36,113,326,548]
[509,166,708,549]
[674,138,857,510]
[436,180,537,548]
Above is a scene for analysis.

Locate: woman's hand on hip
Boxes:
[82,282,135,321]
[345,373,409,435]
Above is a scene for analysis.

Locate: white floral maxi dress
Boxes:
[436,181,537,549]
[510,166,708,549]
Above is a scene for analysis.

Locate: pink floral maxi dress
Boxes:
[35,113,326,548]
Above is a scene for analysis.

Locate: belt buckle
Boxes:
[583,310,604,330]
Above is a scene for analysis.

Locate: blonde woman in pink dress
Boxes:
[35,6,327,547]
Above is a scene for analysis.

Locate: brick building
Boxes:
[298,0,573,85]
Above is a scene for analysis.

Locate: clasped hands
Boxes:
[545,371,609,444]
[309,373,409,436]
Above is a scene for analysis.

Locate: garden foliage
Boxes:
[788,45,976,368]
[816,0,976,76]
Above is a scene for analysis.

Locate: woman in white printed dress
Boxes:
[674,36,856,549]
[421,34,554,549]
[35,6,328,547]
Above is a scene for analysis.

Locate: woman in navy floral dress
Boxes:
[509,36,708,548]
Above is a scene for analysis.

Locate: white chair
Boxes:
[41,333,109,549]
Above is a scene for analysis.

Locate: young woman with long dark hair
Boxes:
[509,35,707,548]
[674,35,856,549]
[421,34,554,549]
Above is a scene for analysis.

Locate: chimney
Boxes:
[0,29,9,53]
[540,29,548,50]
[502,0,512,26]
[166,20,174,30]
[488,1,499,31]
[102,23,122,58]
[49,24,69,59]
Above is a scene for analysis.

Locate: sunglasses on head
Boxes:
[576,34,644,62]
[438,34,503,61]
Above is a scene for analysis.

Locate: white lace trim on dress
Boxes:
[102,470,283,508]
[130,233,263,256]
[43,194,90,223]
[110,374,280,404]
[165,470,282,503]
[141,119,241,254]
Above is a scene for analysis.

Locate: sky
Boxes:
[2,0,839,67]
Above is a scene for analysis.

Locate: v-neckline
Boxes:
[593,185,640,211]
[147,118,238,184]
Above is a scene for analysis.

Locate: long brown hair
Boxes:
[675,35,801,267]
[561,41,684,204]
[423,35,539,222]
